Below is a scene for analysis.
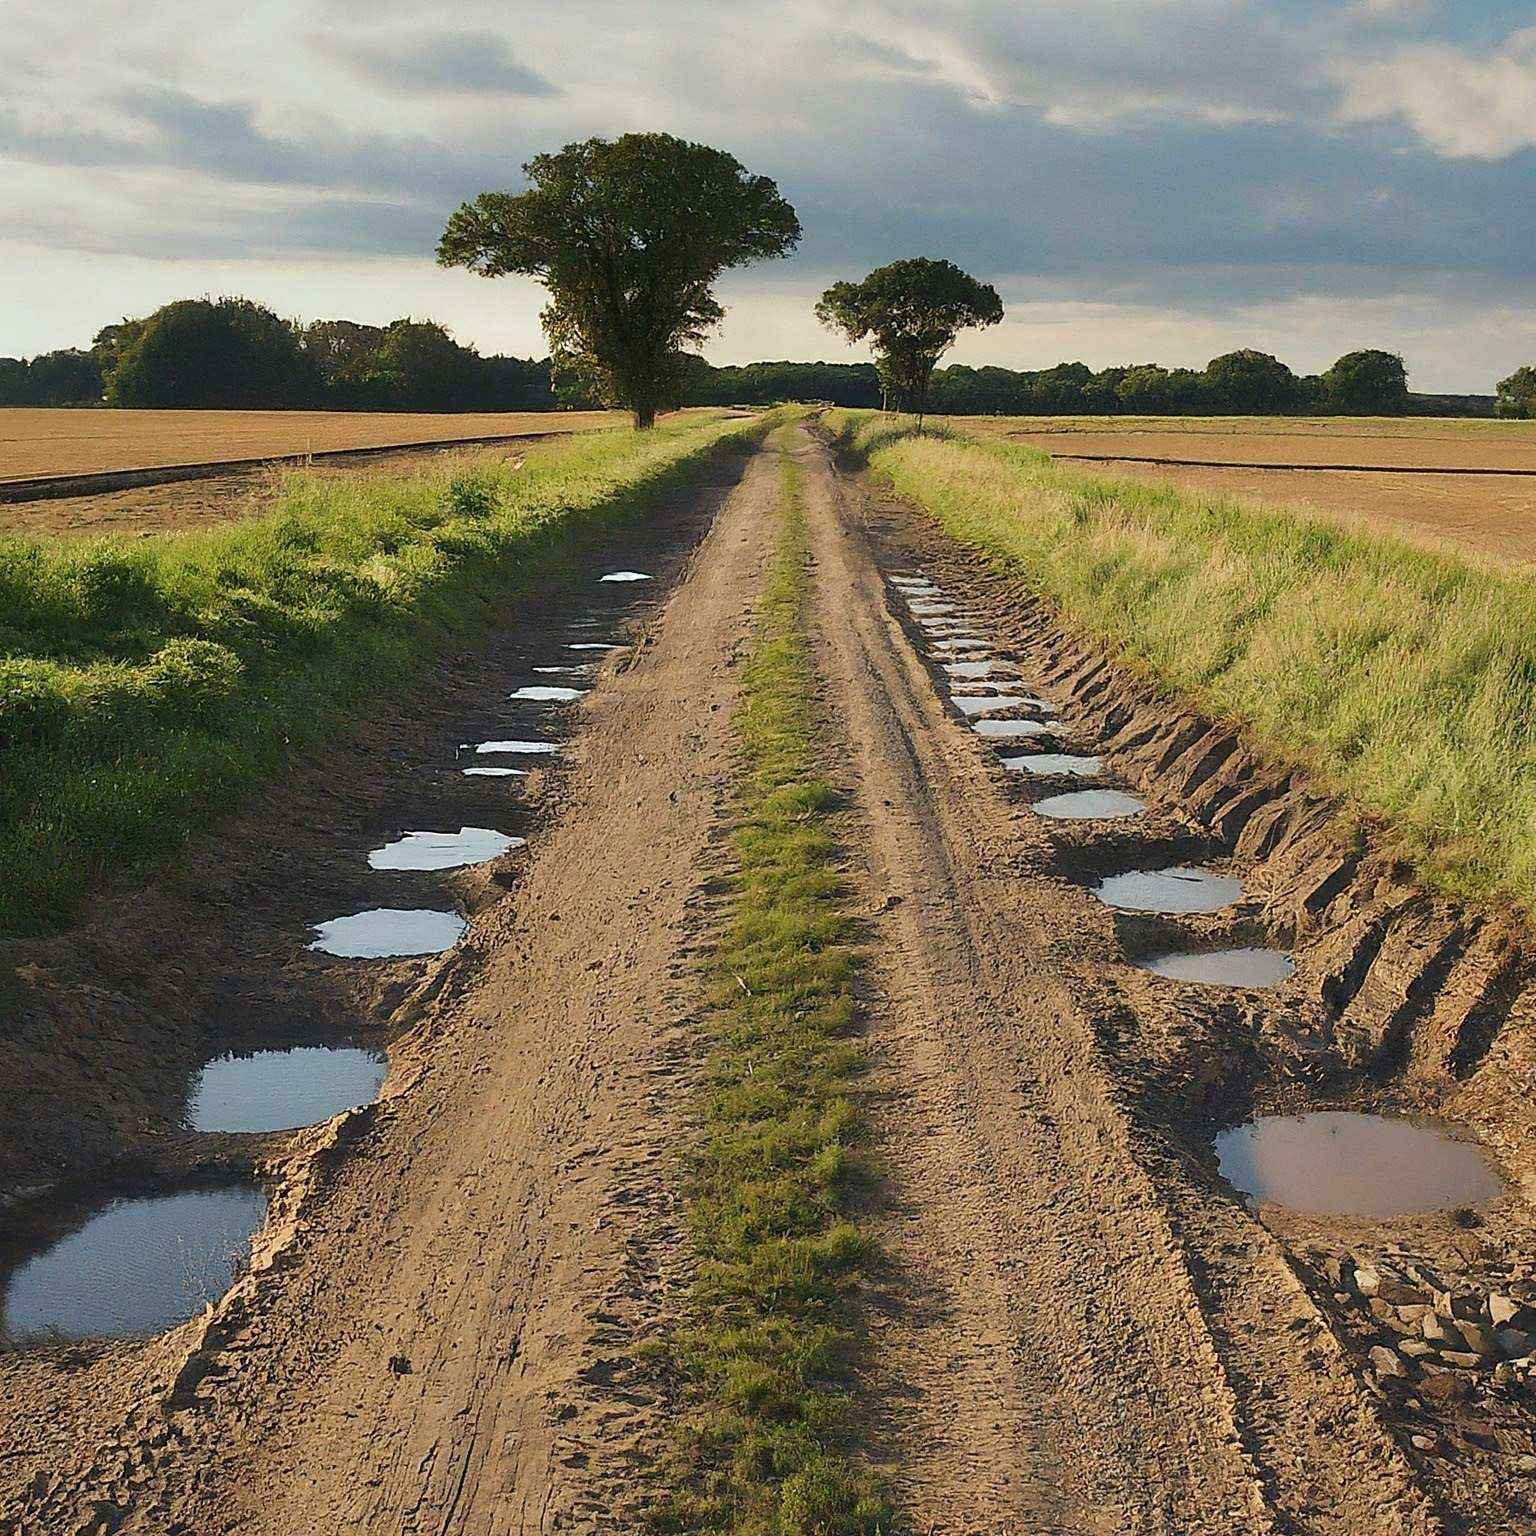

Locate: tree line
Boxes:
[0,298,557,412]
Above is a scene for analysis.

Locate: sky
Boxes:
[4,0,1535,392]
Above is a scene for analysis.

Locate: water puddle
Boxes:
[890,575,938,590]
[931,638,991,652]
[462,765,526,778]
[1141,948,1294,987]
[1093,867,1242,914]
[599,571,652,583]
[367,828,523,871]
[567,643,624,652]
[532,665,590,675]
[309,909,467,958]
[975,718,1056,737]
[953,695,1032,716]
[909,602,957,616]
[1216,1113,1504,1217]
[510,685,585,703]
[3,1186,269,1339]
[468,739,559,755]
[944,660,1018,680]
[188,1047,388,1132]
[1000,752,1101,776]
[1034,789,1147,820]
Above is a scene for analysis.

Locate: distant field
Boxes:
[0,408,626,482]
[953,415,1536,565]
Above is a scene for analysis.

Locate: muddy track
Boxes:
[3,423,1536,1531]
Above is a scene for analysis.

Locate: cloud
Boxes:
[1333,26,1536,156]
[316,28,559,98]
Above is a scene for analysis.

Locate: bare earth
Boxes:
[5,424,1536,1532]
[0,408,624,481]
[957,415,1536,567]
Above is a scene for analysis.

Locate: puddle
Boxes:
[1141,947,1294,987]
[1000,753,1101,776]
[953,695,1032,716]
[598,571,652,583]
[944,660,1018,680]
[469,740,559,755]
[1216,1113,1504,1217]
[462,765,526,778]
[367,828,523,871]
[309,909,467,958]
[567,643,624,652]
[931,638,991,652]
[532,665,590,675]
[509,685,585,703]
[3,1186,269,1339]
[909,602,957,616]
[975,718,1057,737]
[1034,789,1147,820]
[1093,867,1242,914]
[188,1047,388,1132]
[890,575,938,590]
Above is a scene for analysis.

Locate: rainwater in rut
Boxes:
[1142,948,1294,987]
[1217,1113,1504,1217]
[2,1187,269,1339]
[188,1047,388,1132]
[1093,867,1242,913]
[309,909,466,958]
[368,828,521,871]
[1034,789,1147,820]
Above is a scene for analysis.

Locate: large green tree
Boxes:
[1323,349,1409,415]
[1496,366,1536,419]
[437,133,801,429]
[815,258,1003,425]
[1204,349,1301,413]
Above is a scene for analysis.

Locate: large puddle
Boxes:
[1141,948,1294,987]
[509,685,585,704]
[469,739,559,755]
[976,718,1055,738]
[1034,789,1147,820]
[3,1186,269,1339]
[598,571,652,583]
[1093,867,1242,913]
[1000,752,1101,776]
[944,660,1019,680]
[1216,1113,1504,1217]
[367,827,522,871]
[953,694,1033,716]
[310,908,467,958]
[188,1047,388,1132]
[462,765,526,778]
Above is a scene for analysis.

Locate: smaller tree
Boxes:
[815,257,1003,426]
[1323,349,1408,415]
[1495,366,1536,419]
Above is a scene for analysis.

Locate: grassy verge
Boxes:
[0,413,767,935]
[829,410,1536,914]
[651,446,890,1535]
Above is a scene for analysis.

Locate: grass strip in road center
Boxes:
[831,411,1536,916]
[650,447,891,1536]
[0,413,765,935]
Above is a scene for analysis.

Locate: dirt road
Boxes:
[4,423,1535,1531]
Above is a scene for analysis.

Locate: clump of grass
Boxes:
[827,410,1536,913]
[651,451,890,1535]
[0,415,769,935]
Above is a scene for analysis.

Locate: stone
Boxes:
[1378,1281,1431,1308]
[1437,1350,1484,1370]
[1490,1293,1522,1328]
[1496,1329,1536,1360]
[1436,1291,1484,1325]
[1411,1434,1436,1452]
[1370,1345,1408,1379]
[1354,1265,1382,1297]
[1400,1339,1436,1359]
[1422,1313,1461,1346]
[1516,1454,1536,1474]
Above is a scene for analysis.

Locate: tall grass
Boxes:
[651,448,889,1535]
[830,411,1536,912]
[0,416,766,934]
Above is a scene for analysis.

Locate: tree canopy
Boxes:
[1323,348,1409,415]
[1496,366,1536,420]
[815,257,1003,423]
[437,132,801,428]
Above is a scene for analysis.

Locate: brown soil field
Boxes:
[6,424,1536,1531]
[957,415,1536,566]
[0,407,624,482]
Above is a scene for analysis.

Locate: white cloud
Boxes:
[1333,26,1536,157]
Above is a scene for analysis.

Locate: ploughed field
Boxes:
[957,415,1536,565]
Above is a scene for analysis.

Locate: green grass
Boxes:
[0,414,768,935]
[650,446,890,1536]
[829,410,1536,914]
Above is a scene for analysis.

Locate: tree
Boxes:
[1495,366,1536,419]
[437,133,801,428]
[1323,349,1408,415]
[1203,349,1300,414]
[104,298,316,408]
[814,257,1003,425]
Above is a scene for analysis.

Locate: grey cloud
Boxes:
[314,28,560,98]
